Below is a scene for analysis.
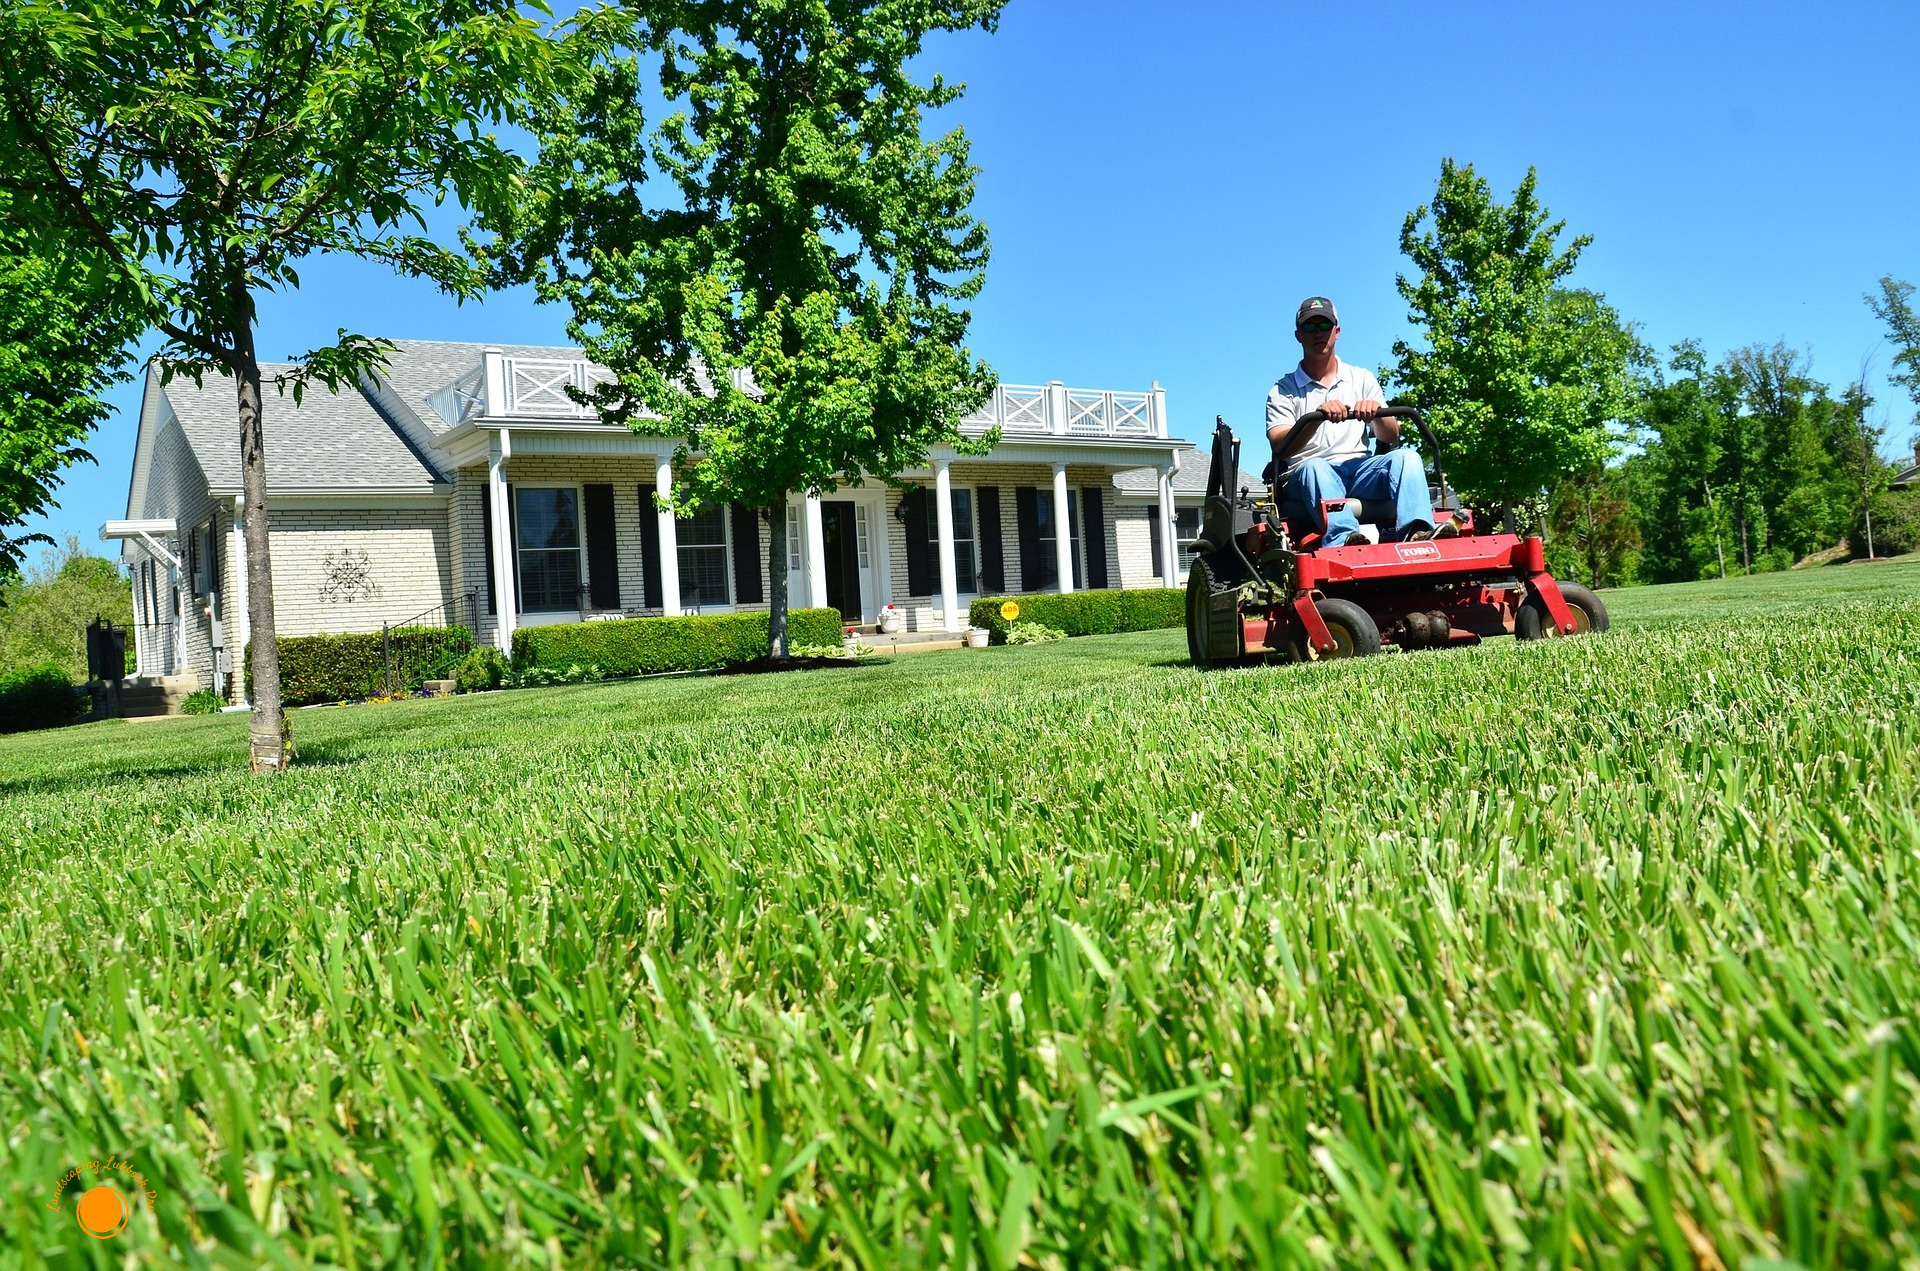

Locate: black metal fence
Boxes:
[381,591,478,695]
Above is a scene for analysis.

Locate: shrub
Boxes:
[453,646,509,693]
[247,625,474,707]
[179,688,225,715]
[511,608,845,677]
[1854,488,1920,558]
[968,589,1185,644]
[0,663,85,733]
[1005,622,1066,645]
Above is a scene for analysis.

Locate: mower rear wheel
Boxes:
[1516,581,1610,640]
[1289,596,1382,662]
[1185,554,1244,668]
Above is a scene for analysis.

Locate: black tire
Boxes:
[1185,553,1243,668]
[1516,581,1609,640]
[1289,596,1382,662]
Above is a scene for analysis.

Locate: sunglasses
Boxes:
[1298,320,1335,334]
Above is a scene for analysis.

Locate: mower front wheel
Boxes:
[1289,596,1382,662]
[1186,554,1245,668]
[1516,581,1610,640]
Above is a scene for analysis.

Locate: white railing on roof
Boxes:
[473,354,1167,440]
[482,353,618,419]
[960,380,1167,440]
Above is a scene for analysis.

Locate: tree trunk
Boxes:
[766,493,790,659]
[234,326,288,771]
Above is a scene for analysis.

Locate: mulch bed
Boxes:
[711,656,877,676]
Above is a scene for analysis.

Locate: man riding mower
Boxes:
[1184,409,1608,666]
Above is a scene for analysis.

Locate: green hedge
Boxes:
[511,608,847,676]
[0,663,86,733]
[247,625,474,707]
[968,589,1186,643]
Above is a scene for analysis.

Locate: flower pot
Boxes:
[965,628,990,649]
[880,617,905,635]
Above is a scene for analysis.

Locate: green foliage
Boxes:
[0,536,132,680]
[969,588,1185,642]
[1389,161,1649,510]
[0,661,83,732]
[1855,488,1920,558]
[1,563,1919,1263]
[453,646,511,694]
[511,609,846,676]
[179,688,224,715]
[1628,342,1886,581]
[0,202,146,582]
[246,626,474,708]
[500,0,1003,651]
[1003,621,1066,645]
[0,0,564,756]
[1868,276,1920,428]
[1545,465,1641,588]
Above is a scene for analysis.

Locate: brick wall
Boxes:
[263,503,454,637]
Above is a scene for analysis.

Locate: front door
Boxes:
[820,501,862,623]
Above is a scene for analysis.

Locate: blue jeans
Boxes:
[1281,449,1433,542]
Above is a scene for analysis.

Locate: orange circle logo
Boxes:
[76,1185,128,1238]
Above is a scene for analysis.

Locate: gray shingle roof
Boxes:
[161,364,443,493]
[1113,458,1261,497]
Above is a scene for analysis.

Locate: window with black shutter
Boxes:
[584,484,620,609]
[638,484,663,609]
[902,488,932,596]
[730,504,763,604]
[1082,487,1108,589]
[480,487,495,615]
[976,486,1004,593]
[1015,487,1041,591]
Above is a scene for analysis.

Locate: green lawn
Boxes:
[5,560,1919,1268]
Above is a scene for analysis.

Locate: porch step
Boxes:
[108,674,205,719]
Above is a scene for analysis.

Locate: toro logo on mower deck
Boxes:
[1395,542,1442,562]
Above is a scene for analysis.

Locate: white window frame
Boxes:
[514,483,588,619]
[678,501,733,610]
[1034,489,1086,592]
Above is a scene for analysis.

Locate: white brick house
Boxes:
[105,340,1240,701]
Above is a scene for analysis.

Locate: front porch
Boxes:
[436,353,1191,651]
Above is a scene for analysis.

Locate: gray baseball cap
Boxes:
[1295,296,1339,328]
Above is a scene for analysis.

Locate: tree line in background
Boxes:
[1387,160,1920,589]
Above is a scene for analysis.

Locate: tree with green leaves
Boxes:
[1388,161,1647,518]
[0,535,132,680]
[1867,276,1920,432]
[0,0,558,770]
[500,0,1001,658]
[0,204,147,586]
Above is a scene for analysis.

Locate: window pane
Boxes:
[521,548,581,612]
[679,544,730,606]
[683,503,727,547]
[517,488,579,550]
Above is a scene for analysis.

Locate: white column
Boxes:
[1150,380,1168,438]
[1051,462,1075,594]
[229,496,252,702]
[128,565,146,678]
[654,456,682,615]
[488,433,517,653]
[1046,380,1068,436]
[1157,465,1180,589]
[803,494,827,610]
[933,459,961,632]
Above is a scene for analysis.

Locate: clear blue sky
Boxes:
[25,0,1920,559]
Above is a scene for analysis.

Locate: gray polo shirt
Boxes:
[1265,359,1385,481]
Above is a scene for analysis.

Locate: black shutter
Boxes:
[584,484,620,609]
[730,504,763,604]
[207,520,220,598]
[976,486,1004,594]
[1015,486,1041,591]
[1149,502,1164,579]
[903,488,932,596]
[480,488,495,615]
[507,484,520,612]
[638,485,662,609]
[1083,486,1108,589]
[186,530,199,597]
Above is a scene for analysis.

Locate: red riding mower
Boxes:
[1184,408,1608,666]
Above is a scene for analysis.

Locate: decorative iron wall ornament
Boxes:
[317,548,381,604]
